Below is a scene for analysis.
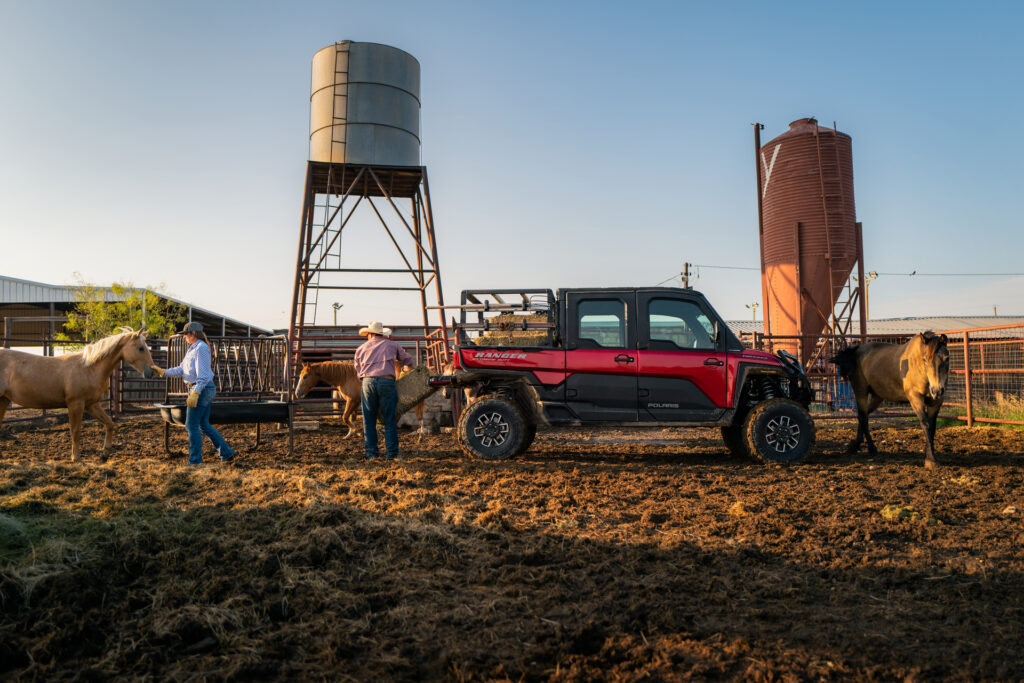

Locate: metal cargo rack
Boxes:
[427,289,557,347]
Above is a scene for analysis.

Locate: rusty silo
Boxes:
[755,118,865,365]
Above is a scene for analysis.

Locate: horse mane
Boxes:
[81,332,132,365]
[311,361,357,386]
[919,330,948,350]
[830,345,860,380]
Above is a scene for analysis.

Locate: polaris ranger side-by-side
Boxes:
[429,287,815,463]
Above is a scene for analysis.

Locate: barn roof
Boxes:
[1,274,272,345]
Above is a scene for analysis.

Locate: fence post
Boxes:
[963,331,973,427]
[109,370,121,419]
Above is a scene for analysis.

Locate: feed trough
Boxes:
[156,400,293,455]
[156,400,291,426]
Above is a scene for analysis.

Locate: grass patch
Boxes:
[941,392,1024,430]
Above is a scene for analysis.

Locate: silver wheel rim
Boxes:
[473,411,510,448]
[765,415,800,453]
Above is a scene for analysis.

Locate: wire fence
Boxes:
[747,323,1024,426]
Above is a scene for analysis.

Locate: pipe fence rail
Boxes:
[8,323,1021,428]
[1,335,294,422]
[289,325,438,419]
[164,335,290,402]
[0,335,169,422]
[746,323,1024,426]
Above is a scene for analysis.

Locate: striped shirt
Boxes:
[164,340,214,393]
[354,336,414,379]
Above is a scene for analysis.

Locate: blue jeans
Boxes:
[185,385,235,465]
[361,377,398,458]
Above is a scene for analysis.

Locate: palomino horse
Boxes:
[832,331,950,468]
[0,328,156,461]
[293,361,429,440]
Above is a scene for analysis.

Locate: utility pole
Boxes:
[682,262,690,289]
[332,302,343,325]
[753,122,770,336]
[862,271,878,321]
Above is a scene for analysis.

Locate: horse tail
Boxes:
[830,345,860,380]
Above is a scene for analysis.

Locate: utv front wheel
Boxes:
[743,398,815,464]
[457,396,527,461]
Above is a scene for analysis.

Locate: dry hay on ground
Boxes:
[1,416,1023,680]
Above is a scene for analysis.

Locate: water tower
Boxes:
[289,41,449,367]
[754,118,867,367]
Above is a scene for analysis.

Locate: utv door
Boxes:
[564,291,638,421]
[635,292,728,421]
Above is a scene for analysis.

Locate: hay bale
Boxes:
[392,365,436,419]
[472,313,550,347]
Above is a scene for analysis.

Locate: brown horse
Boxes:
[294,361,430,440]
[0,329,156,461]
[832,331,950,468]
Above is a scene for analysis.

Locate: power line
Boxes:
[874,271,1024,277]
[686,264,1024,277]
[691,264,758,271]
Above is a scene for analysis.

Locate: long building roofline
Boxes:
[1,274,272,336]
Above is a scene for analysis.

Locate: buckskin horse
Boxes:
[832,331,950,468]
[0,328,157,461]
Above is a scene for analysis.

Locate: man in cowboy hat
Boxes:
[354,321,415,459]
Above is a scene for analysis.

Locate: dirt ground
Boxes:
[1,414,1022,681]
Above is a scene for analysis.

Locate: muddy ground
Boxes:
[1,415,1022,681]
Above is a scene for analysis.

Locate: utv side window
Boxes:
[578,299,626,348]
[648,298,715,350]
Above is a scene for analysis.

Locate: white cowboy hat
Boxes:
[383,327,393,337]
[359,321,386,336]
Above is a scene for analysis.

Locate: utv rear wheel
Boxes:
[721,423,749,458]
[743,398,815,464]
[457,396,527,461]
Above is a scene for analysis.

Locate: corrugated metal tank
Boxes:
[309,41,421,166]
[760,118,857,361]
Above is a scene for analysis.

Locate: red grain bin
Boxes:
[759,118,858,363]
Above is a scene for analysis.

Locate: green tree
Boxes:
[55,276,187,346]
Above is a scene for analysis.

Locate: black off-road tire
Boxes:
[743,398,815,464]
[457,395,527,461]
[721,423,750,458]
[516,422,537,456]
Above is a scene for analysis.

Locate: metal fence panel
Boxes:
[749,324,1024,425]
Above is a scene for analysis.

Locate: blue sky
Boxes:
[2,0,1021,329]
